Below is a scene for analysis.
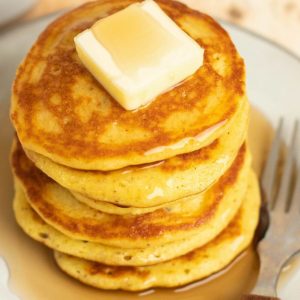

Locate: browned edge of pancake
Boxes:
[12,138,247,241]
[11,0,245,170]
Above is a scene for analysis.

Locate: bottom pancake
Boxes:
[53,171,260,291]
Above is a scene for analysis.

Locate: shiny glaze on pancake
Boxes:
[25,99,249,208]
[11,0,246,170]
[53,172,260,290]
[12,140,250,248]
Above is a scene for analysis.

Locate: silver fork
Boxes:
[243,119,299,300]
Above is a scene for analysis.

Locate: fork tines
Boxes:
[261,119,299,213]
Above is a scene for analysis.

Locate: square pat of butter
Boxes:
[74,0,204,110]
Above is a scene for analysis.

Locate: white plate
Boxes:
[0,10,299,300]
[0,0,36,28]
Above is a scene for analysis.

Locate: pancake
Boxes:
[12,139,250,248]
[70,193,189,215]
[71,192,198,216]
[13,173,254,266]
[53,171,260,291]
[25,99,249,208]
[11,0,246,171]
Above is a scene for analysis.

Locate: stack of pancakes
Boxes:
[10,0,260,291]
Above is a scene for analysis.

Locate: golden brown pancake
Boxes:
[25,99,249,208]
[11,0,246,171]
[13,176,254,266]
[12,139,250,248]
[8,0,257,293]
[53,171,260,291]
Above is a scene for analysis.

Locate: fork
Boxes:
[243,119,299,300]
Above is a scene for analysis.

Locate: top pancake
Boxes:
[11,0,246,170]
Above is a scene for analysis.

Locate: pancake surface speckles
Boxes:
[53,171,260,291]
[11,0,246,171]
[12,139,250,248]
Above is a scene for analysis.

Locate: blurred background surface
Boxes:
[19,0,300,57]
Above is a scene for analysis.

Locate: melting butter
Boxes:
[74,0,204,110]
[91,6,179,79]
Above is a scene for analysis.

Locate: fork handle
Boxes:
[242,295,280,299]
